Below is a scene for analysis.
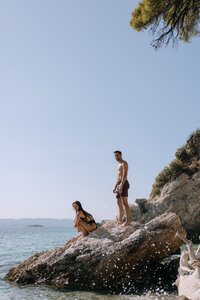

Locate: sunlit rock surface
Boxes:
[129,171,200,242]
[5,212,185,293]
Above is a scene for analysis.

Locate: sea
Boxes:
[0,226,178,300]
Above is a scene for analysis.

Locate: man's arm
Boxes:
[113,182,118,193]
[120,161,128,187]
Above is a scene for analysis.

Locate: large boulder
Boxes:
[129,171,200,242]
[5,212,185,293]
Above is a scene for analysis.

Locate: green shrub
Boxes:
[186,129,200,157]
[175,145,191,163]
[150,186,161,199]
[169,159,184,180]
[150,129,200,199]
[187,129,200,148]
[151,166,172,198]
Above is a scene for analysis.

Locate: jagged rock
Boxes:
[5,212,185,293]
[174,232,200,300]
[129,171,200,242]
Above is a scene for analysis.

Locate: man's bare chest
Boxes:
[117,163,123,173]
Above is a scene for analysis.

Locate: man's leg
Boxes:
[116,198,124,225]
[121,197,130,227]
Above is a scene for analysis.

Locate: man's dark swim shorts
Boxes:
[116,180,130,199]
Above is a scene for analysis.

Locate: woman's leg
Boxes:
[77,224,89,236]
[77,220,96,236]
[74,226,81,232]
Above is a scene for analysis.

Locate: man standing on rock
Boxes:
[113,151,130,227]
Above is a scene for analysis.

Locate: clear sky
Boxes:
[0,0,200,220]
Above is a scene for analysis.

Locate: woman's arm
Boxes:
[73,211,81,227]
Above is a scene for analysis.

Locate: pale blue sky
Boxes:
[0,0,200,220]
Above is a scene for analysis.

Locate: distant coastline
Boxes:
[27,225,44,227]
[0,218,73,228]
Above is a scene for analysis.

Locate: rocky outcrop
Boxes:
[129,171,200,242]
[174,232,200,300]
[135,129,200,242]
[151,129,200,199]
[5,213,185,293]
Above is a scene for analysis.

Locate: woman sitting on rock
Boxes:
[72,201,97,237]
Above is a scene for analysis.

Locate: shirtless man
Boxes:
[113,151,130,227]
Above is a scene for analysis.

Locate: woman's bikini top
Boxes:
[80,213,96,225]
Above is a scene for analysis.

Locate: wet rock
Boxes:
[5,212,185,293]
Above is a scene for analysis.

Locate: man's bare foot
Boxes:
[121,222,130,227]
[115,222,123,227]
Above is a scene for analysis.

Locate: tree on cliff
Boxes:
[130,0,200,48]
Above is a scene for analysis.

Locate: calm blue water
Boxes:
[0,226,177,300]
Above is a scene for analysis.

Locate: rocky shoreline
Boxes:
[5,212,185,294]
[129,171,200,242]
[5,131,200,296]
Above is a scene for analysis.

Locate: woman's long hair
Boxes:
[72,201,91,218]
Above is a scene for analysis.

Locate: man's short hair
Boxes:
[114,150,122,155]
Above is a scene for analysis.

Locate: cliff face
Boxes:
[129,171,200,241]
[128,130,200,243]
[151,129,200,199]
[5,213,185,293]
